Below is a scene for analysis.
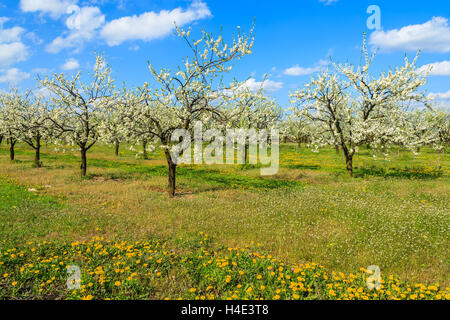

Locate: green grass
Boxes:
[0,141,449,297]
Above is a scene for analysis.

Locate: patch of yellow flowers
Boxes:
[0,234,448,300]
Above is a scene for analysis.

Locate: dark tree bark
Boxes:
[9,139,16,161]
[114,139,120,156]
[80,146,87,177]
[341,145,354,176]
[142,139,148,160]
[297,135,302,148]
[437,150,441,170]
[346,155,353,175]
[0,135,3,145]
[243,143,249,164]
[34,134,41,167]
[164,149,177,197]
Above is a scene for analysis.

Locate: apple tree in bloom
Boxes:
[281,110,313,147]
[98,97,128,157]
[402,109,450,169]
[291,41,429,175]
[124,24,255,196]
[223,84,282,163]
[114,86,159,160]
[0,89,29,161]
[40,55,116,176]
[429,109,450,169]
[10,94,53,167]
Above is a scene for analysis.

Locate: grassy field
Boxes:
[0,142,449,300]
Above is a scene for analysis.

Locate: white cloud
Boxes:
[0,19,29,67]
[418,61,450,76]
[25,32,44,45]
[242,78,283,93]
[319,0,338,5]
[33,87,52,98]
[0,42,29,67]
[429,90,450,111]
[62,58,80,70]
[370,17,450,53]
[100,0,211,46]
[0,18,26,44]
[284,59,328,76]
[0,26,26,43]
[20,0,77,19]
[429,90,450,100]
[32,68,51,74]
[46,6,105,53]
[0,68,30,84]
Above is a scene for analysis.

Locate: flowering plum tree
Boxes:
[114,87,158,160]
[10,95,52,167]
[99,102,128,157]
[124,24,255,196]
[0,89,28,161]
[281,110,313,147]
[403,109,450,169]
[40,55,116,176]
[224,84,282,163]
[291,41,429,175]
[429,110,450,169]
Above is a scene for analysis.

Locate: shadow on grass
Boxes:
[84,163,303,191]
[354,165,443,179]
[283,163,321,170]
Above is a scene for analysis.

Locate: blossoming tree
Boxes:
[10,95,52,167]
[224,84,282,163]
[99,100,128,157]
[291,41,429,175]
[113,86,158,160]
[0,89,27,161]
[40,55,116,176]
[121,24,255,196]
[403,109,450,169]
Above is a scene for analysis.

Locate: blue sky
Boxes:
[0,0,449,107]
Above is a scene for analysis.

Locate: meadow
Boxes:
[0,142,448,300]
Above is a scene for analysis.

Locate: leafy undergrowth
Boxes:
[0,234,448,300]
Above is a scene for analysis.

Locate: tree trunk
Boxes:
[341,145,353,176]
[0,135,3,145]
[80,147,87,177]
[34,135,42,167]
[9,139,16,161]
[114,140,120,156]
[345,154,353,176]
[243,143,249,164]
[165,149,177,197]
[168,162,176,197]
[335,144,340,155]
[437,150,441,170]
[142,139,148,160]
